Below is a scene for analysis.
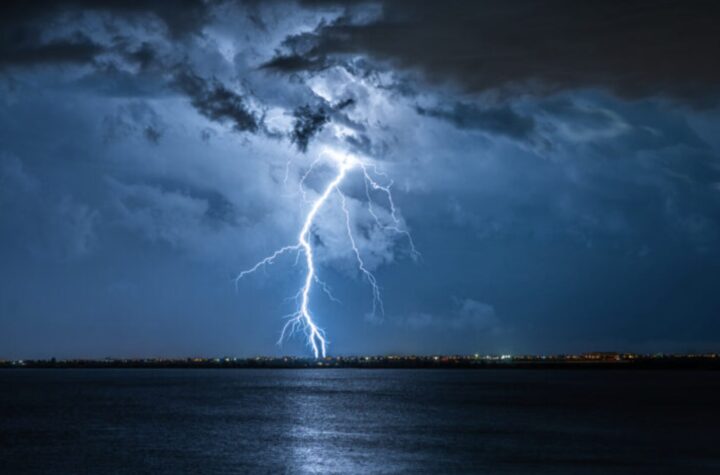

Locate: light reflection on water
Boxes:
[1,369,720,474]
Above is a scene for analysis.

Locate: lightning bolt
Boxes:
[235,146,416,358]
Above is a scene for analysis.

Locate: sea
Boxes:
[1,369,719,474]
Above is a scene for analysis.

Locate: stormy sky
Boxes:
[1,0,719,358]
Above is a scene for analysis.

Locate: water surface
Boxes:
[1,369,719,474]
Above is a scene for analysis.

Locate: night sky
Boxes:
[1,1,720,358]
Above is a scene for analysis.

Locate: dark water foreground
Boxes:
[1,369,719,474]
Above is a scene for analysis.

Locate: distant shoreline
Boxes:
[2,354,719,370]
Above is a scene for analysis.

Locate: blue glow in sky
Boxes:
[1,1,719,357]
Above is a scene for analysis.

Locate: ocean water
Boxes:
[1,369,719,474]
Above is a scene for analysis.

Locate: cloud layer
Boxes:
[1,1,719,357]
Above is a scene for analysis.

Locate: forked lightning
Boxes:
[236,147,417,357]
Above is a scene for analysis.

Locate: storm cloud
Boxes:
[416,103,537,143]
[174,70,260,134]
[1,0,719,358]
[292,0,720,102]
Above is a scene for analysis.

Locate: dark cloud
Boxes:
[101,0,211,38]
[144,126,162,144]
[121,41,159,71]
[0,0,211,38]
[291,104,329,152]
[334,97,355,110]
[289,98,361,152]
[0,0,210,69]
[261,27,334,73]
[174,70,260,133]
[200,128,216,143]
[298,0,720,102]
[261,54,328,73]
[0,31,104,68]
[417,102,537,143]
